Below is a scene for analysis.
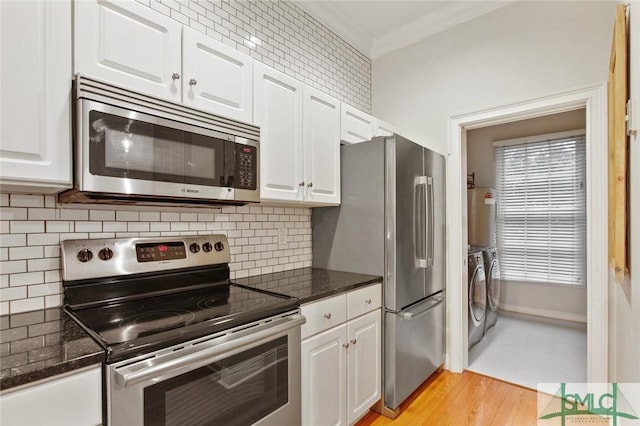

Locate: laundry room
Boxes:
[465,108,589,389]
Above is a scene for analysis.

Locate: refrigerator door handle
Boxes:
[414,176,428,268]
[426,176,434,268]
[399,295,445,320]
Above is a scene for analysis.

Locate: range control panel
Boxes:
[61,235,230,282]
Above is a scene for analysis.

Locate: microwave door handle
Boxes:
[414,176,428,268]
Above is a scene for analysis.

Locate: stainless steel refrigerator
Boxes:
[313,134,445,413]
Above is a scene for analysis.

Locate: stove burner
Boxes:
[119,310,196,331]
[98,302,145,315]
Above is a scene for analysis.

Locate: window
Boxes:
[494,131,586,286]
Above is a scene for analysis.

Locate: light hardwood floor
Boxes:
[356,371,537,426]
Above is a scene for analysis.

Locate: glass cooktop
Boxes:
[66,283,298,363]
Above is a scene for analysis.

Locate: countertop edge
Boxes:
[299,277,382,304]
[0,352,104,392]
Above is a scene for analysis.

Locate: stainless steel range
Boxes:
[61,235,304,426]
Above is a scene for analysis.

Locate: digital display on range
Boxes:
[136,242,186,262]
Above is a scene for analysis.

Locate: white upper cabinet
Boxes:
[75,0,182,101]
[182,27,253,123]
[374,119,399,137]
[254,62,304,202]
[0,0,72,193]
[303,87,341,205]
[340,103,374,144]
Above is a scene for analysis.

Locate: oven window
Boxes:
[88,110,226,187]
[144,336,289,426]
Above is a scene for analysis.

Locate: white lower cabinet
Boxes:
[301,284,382,426]
[302,323,348,426]
[0,366,102,426]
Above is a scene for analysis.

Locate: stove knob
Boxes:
[202,242,213,253]
[214,241,224,252]
[77,249,93,263]
[98,248,113,261]
[189,243,201,253]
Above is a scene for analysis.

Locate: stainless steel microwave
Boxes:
[59,75,260,206]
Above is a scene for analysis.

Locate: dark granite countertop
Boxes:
[0,308,104,391]
[234,267,382,304]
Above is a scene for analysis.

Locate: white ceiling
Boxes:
[295,0,516,58]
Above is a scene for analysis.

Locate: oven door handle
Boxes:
[113,314,306,387]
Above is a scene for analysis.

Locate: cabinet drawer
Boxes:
[347,283,382,319]
[301,294,347,339]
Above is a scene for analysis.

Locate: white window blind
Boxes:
[494,131,586,286]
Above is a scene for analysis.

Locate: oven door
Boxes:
[107,313,304,426]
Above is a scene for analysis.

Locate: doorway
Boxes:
[444,84,608,384]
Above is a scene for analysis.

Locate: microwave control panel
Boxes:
[236,145,257,190]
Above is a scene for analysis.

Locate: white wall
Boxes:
[609,1,640,383]
[466,110,588,321]
[371,1,615,154]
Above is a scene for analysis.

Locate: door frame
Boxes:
[445,83,608,383]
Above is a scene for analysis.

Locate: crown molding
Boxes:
[371,1,515,59]
[294,0,373,56]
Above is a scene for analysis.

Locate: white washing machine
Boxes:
[482,247,501,333]
[468,250,486,348]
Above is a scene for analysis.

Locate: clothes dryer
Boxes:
[482,247,501,333]
[468,250,486,348]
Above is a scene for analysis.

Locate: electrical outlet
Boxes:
[278,227,288,246]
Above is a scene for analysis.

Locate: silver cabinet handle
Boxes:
[323,313,332,320]
[307,182,313,188]
[365,298,372,304]
[189,78,197,86]
[172,72,180,80]
[343,343,349,349]
[299,181,305,186]
[350,339,357,345]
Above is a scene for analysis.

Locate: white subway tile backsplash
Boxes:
[45,221,73,233]
[27,257,60,272]
[0,203,311,314]
[116,211,139,222]
[1,208,28,221]
[9,272,44,287]
[10,297,44,313]
[0,194,8,207]
[59,209,89,221]
[10,221,45,234]
[89,210,115,221]
[10,194,44,208]
[143,0,370,112]
[9,246,43,260]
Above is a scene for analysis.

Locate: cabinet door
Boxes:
[0,366,101,426]
[182,27,253,123]
[254,62,304,202]
[302,324,348,426]
[374,119,399,137]
[75,0,181,101]
[303,87,341,205]
[340,103,374,144]
[0,0,72,193]
[347,310,381,424]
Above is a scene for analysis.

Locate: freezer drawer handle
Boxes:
[400,296,444,320]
